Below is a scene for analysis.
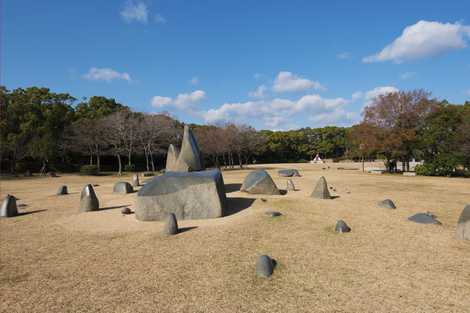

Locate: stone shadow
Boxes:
[178,226,198,234]
[17,209,47,216]
[224,197,255,216]
[224,183,242,193]
[98,205,131,211]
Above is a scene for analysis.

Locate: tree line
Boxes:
[1,86,469,177]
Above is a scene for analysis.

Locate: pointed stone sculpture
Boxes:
[113,181,133,194]
[80,184,99,212]
[286,179,295,191]
[0,195,18,218]
[163,213,178,235]
[456,204,470,240]
[165,144,180,171]
[335,220,351,233]
[132,174,140,187]
[241,170,280,195]
[278,169,301,177]
[166,126,204,172]
[378,199,396,209]
[256,255,275,278]
[310,176,331,199]
[56,185,68,195]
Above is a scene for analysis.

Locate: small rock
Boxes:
[121,207,132,215]
[132,174,140,187]
[56,185,68,196]
[256,255,275,278]
[265,210,282,217]
[163,213,178,235]
[378,199,396,209]
[408,212,441,225]
[113,182,133,194]
[335,220,351,233]
[0,195,18,218]
[261,198,267,202]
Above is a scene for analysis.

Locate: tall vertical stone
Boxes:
[175,125,203,172]
[165,144,180,171]
[456,204,470,240]
[0,195,18,218]
[132,174,140,187]
[163,213,178,235]
[80,184,99,212]
[310,176,331,199]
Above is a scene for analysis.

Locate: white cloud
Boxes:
[273,71,325,93]
[400,72,416,80]
[82,67,131,82]
[189,77,199,85]
[151,90,206,111]
[465,89,470,96]
[337,52,351,59]
[249,85,267,98]
[352,91,363,101]
[203,93,351,129]
[120,1,149,24]
[364,86,399,106]
[155,14,167,24]
[363,21,470,63]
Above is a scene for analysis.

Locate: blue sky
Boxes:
[3,0,470,129]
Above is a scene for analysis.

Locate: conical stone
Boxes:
[335,220,351,233]
[310,176,331,199]
[0,195,18,218]
[256,255,274,278]
[56,185,68,195]
[163,213,178,235]
[80,184,99,212]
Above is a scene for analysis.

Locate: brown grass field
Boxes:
[1,162,470,313]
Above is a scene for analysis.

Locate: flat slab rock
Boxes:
[241,170,280,195]
[135,169,227,221]
[408,212,441,225]
[278,169,301,177]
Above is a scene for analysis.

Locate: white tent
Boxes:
[310,154,324,164]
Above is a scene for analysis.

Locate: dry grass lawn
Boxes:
[1,162,470,313]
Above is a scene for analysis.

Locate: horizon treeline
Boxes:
[1,86,469,177]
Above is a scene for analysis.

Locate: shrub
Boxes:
[15,162,28,174]
[415,161,455,177]
[124,164,135,172]
[80,165,99,176]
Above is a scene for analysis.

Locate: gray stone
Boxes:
[56,185,68,195]
[163,213,178,235]
[166,126,204,172]
[240,170,280,195]
[265,210,282,217]
[378,199,396,209]
[113,182,134,194]
[135,169,227,221]
[335,220,351,233]
[456,204,470,240]
[165,144,180,171]
[408,212,441,225]
[256,255,274,278]
[80,184,99,212]
[132,174,140,187]
[286,179,295,191]
[278,169,301,177]
[48,172,57,177]
[121,207,132,215]
[24,170,32,177]
[310,176,331,199]
[0,195,18,218]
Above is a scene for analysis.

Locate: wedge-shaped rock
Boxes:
[335,220,351,233]
[165,144,180,171]
[256,255,275,278]
[456,204,470,240]
[241,170,280,195]
[113,181,134,194]
[311,176,331,199]
[0,195,18,218]
[378,199,396,209]
[135,169,226,221]
[80,184,99,212]
[132,174,140,187]
[278,169,301,177]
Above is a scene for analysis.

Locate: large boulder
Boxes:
[113,181,134,194]
[135,169,226,221]
[166,126,204,172]
[278,169,301,177]
[456,204,470,240]
[311,176,331,199]
[240,170,280,195]
[80,184,99,212]
[0,195,18,218]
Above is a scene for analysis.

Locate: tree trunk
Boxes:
[150,151,155,172]
[238,152,243,169]
[97,154,101,172]
[89,153,93,165]
[117,154,122,175]
[144,147,150,172]
[128,151,132,166]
